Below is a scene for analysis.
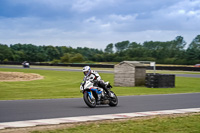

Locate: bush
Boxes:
[3,59,9,62]
[51,59,60,64]
[69,53,84,63]
[60,53,71,63]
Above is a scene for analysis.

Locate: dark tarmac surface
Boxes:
[0,93,200,122]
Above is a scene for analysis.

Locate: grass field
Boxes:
[31,113,200,133]
[0,67,200,100]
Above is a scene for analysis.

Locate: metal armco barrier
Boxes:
[145,73,175,88]
[146,66,200,71]
[1,61,200,71]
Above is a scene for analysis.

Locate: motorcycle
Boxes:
[80,77,118,108]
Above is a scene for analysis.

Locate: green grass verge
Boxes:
[0,65,114,71]
[0,68,200,100]
[32,114,200,133]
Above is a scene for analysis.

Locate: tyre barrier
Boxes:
[145,73,175,88]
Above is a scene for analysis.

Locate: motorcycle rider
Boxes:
[82,66,112,97]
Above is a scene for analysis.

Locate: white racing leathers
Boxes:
[84,70,111,96]
[84,70,101,82]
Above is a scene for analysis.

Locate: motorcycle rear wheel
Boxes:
[83,91,96,108]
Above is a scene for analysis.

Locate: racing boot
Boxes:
[104,85,113,98]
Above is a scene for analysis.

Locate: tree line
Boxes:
[0,35,200,65]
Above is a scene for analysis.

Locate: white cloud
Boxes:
[0,0,200,49]
[71,0,116,13]
[109,14,137,21]
[84,16,98,23]
[71,0,97,13]
[166,0,200,17]
[187,10,200,17]
[178,10,186,15]
[10,0,72,8]
[100,23,111,28]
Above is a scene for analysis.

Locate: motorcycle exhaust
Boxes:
[101,100,109,104]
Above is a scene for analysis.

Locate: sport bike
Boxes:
[80,77,118,108]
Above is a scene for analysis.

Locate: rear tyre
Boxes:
[109,91,118,107]
[83,91,96,108]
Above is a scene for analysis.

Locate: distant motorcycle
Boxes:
[22,61,30,68]
[80,77,118,108]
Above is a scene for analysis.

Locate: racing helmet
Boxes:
[83,66,91,76]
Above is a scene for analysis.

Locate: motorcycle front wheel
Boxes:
[109,91,118,107]
[83,91,96,108]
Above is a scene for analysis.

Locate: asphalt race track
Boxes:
[0,93,200,123]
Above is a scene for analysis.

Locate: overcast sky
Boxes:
[0,0,199,49]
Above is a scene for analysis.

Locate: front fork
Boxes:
[87,91,95,100]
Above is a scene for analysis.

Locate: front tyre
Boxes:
[83,91,96,108]
[109,91,118,107]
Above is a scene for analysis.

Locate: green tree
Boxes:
[10,43,40,62]
[186,35,200,64]
[60,53,71,63]
[174,36,187,50]
[128,42,141,49]
[45,45,60,61]
[115,41,130,52]
[104,43,114,53]
[70,53,84,63]
[0,44,14,61]
[13,51,25,62]
[188,35,200,50]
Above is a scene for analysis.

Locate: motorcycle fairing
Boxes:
[90,87,102,94]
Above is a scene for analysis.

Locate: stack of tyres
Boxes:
[145,73,158,88]
[145,73,175,88]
